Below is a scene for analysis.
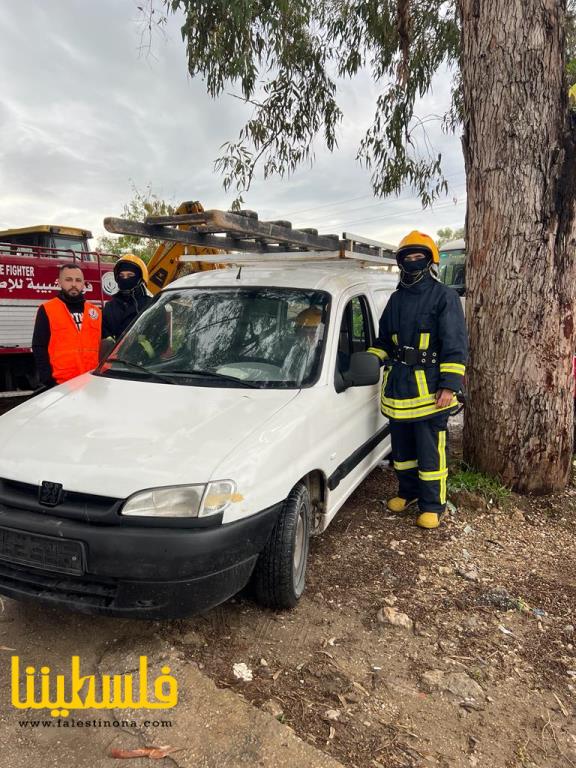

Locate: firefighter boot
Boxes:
[387,497,418,513]
[416,511,441,529]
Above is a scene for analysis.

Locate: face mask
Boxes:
[400,256,429,273]
[116,274,140,292]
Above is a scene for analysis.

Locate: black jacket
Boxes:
[102,284,153,340]
[368,273,468,422]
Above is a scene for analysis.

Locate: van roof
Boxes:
[439,238,465,251]
[168,260,399,294]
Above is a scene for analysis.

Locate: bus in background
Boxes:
[438,238,466,296]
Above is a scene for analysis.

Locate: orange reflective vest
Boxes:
[44,298,102,384]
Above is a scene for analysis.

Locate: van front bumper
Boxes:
[0,503,282,618]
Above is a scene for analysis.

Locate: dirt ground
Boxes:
[0,397,574,767]
[157,422,576,768]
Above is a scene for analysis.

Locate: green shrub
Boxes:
[449,466,511,507]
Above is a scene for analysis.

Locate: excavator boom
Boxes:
[145,201,224,295]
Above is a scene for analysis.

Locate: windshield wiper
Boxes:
[164,369,260,389]
[104,358,176,385]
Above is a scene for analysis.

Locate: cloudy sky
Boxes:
[0,0,466,249]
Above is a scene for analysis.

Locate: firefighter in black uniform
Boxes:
[368,231,468,529]
[102,254,153,341]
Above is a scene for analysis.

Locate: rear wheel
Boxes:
[252,482,310,609]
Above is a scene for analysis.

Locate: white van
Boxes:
[0,260,396,618]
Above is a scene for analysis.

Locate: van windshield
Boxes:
[98,287,330,388]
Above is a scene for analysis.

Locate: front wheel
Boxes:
[252,482,311,609]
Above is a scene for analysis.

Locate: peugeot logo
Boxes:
[39,481,64,507]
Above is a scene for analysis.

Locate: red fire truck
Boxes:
[0,225,116,393]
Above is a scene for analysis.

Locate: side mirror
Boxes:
[341,352,381,389]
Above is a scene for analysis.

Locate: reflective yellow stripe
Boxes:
[439,430,447,503]
[381,392,436,409]
[418,469,448,481]
[415,369,429,398]
[394,459,418,470]
[367,346,387,361]
[440,363,466,375]
[439,430,446,471]
[392,333,398,345]
[382,397,457,420]
[419,332,430,350]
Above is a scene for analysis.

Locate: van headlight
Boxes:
[121,480,237,518]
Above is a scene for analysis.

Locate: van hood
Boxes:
[0,374,299,498]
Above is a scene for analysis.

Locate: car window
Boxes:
[351,296,368,349]
[337,295,373,373]
[98,287,331,389]
[52,237,87,254]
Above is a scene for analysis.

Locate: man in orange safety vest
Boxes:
[32,264,102,387]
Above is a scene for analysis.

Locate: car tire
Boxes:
[252,482,311,610]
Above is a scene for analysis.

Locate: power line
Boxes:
[282,193,375,217]
[293,191,466,230]
[294,183,467,225]
[335,197,466,230]
[281,170,466,219]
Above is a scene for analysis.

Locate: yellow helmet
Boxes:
[294,307,322,329]
[397,230,439,264]
[114,253,149,283]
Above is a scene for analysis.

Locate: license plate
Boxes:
[0,526,84,575]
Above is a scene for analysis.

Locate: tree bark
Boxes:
[459,0,576,492]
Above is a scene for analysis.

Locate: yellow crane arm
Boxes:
[146,201,224,295]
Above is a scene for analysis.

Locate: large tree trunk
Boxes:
[459,0,576,493]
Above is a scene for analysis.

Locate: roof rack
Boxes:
[103,207,396,264]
